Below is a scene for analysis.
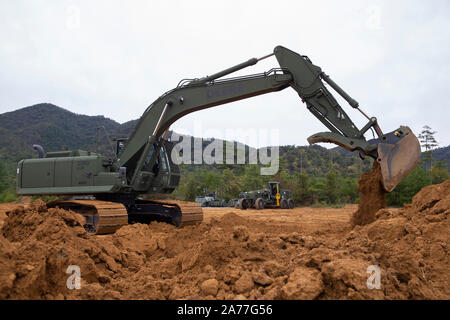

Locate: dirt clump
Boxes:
[200,278,219,297]
[351,160,387,226]
[280,267,323,299]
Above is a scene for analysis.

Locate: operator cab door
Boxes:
[140,144,170,188]
[136,140,179,193]
[130,144,160,192]
[154,146,170,187]
[141,144,161,176]
[268,182,279,196]
[116,138,128,157]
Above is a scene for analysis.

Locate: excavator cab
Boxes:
[116,138,128,156]
[268,182,279,197]
[138,139,180,194]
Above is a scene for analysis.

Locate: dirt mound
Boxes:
[341,179,450,299]
[0,200,123,299]
[351,160,386,226]
[0,181,448,299]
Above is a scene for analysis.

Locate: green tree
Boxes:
[201,171,222,193]
[325,169,340,204]
[292,172,310,203]
[183,177,199,201]
[0,160,18,203]
[240,165,264,191]
[309,177,326,203]
[218,168,241,200]
[0,161,7,194]
[430,161,449,184]
[341,177,358,203]
[418,125,438,172]
[387,166,430,206]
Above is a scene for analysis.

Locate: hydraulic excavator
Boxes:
[15,46,421,234]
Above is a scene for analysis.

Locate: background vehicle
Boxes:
[237,182,294,210]
[195,192,228,207]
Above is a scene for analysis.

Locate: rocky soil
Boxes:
[0,180,448,300]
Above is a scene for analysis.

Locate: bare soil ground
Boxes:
[0,181,449,300]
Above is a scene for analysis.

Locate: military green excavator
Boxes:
[15,46,421,234]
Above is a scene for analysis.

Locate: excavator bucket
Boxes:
[376,126,421,192]
[307,126,421,192]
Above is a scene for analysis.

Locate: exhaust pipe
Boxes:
[33,144,45,158]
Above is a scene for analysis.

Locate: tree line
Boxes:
[174,126,448,206]
[173,158,448,206]
[0,125,448,206]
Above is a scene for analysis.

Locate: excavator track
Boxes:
[47,200,128,235]
[48,199,202,234]
[143,199,203,227]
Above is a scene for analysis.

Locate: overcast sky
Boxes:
[1,0,449,148]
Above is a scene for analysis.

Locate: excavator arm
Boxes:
[118,69,292,169]
[117,46,420,192]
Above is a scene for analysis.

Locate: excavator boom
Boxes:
[117,46,420,192]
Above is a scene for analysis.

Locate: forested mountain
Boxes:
[0,104,374,174]
[0,103,118,162]
[0,103,448,204]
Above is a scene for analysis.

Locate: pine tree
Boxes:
[418,125,438,172]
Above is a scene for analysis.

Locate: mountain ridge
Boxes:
[1,103,448,174]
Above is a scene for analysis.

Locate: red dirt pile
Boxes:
[0,180,448,300]
[351,161,387,226]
